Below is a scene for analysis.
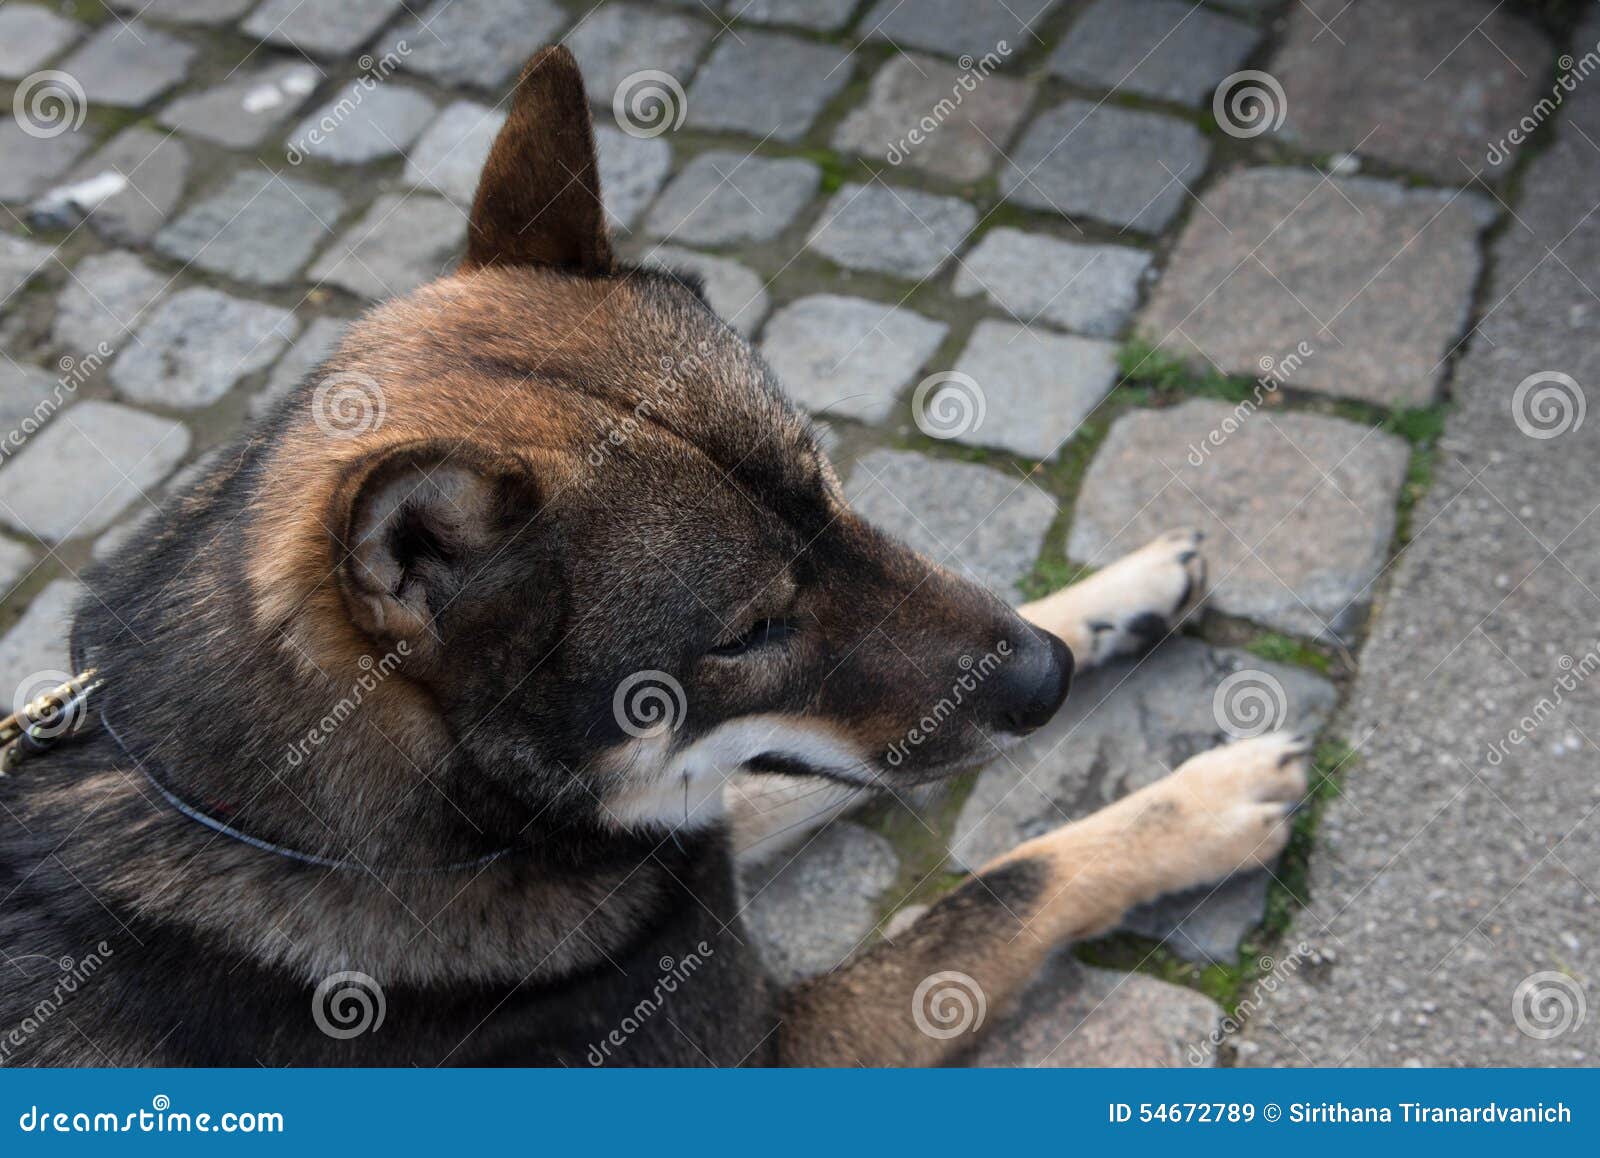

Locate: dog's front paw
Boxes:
[1021,529,1205,667]
[1121,731,1309,895]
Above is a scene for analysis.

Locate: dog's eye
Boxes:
[707,618,797,657]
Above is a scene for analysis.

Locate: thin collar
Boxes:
[98,705,517,877]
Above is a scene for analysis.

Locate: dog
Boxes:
[0,47,1307,1067]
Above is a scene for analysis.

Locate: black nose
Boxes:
[995,630,1073,735]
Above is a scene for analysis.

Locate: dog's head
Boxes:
[252,48,1070,836]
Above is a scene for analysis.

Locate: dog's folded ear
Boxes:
[332,441,545,652]
[462,45,614,275]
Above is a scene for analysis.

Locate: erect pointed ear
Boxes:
[463,45,614,274]
[333,442,545,656]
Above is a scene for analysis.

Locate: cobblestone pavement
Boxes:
[1,0,1596,1066]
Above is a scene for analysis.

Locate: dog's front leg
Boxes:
[776,731,1308,1066]
[1020,529,1205,669]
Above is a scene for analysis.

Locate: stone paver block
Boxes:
[846,449,1056,599]
[687,31,852,142]
[310,194,467,301]
[0,235,51,303]
[243,0,405,57]
[1273,0,1552,181]
[286,82,437,165]
[0,122,91,203]
[952,227,1150,338]
[51,251,166,356]
[595,125,671,231]
[1049,0,1259,108]
[155,171,343,287]
[250,317,351,418]
[0,5,82,79]
[1002,100,1208,233]
[761,295,946,424]
[1139,168,1490,407]
[646,152,819,245]
[0,403,189,542]
[107,0,255,23]
[0,362,62,446]
[943,320,1117,460]
[973,957,1224,1066]
[567,3,711,106]
[807,183,976,280]
[833,53,1036,182]
[404,101,506,207]
[58,23,196,109]
[111,288,298,409]
[952,639,1336,962]
[741,0,856,30]
[159,61,320,149]
[28,128,190,244]
[0,580,81,697]
[643,245,770,336]
[862,0,1058,60]
[739,821,899,985]
[1069,400,1411,641]
[388,0,568,91]
[0,536,35,598]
